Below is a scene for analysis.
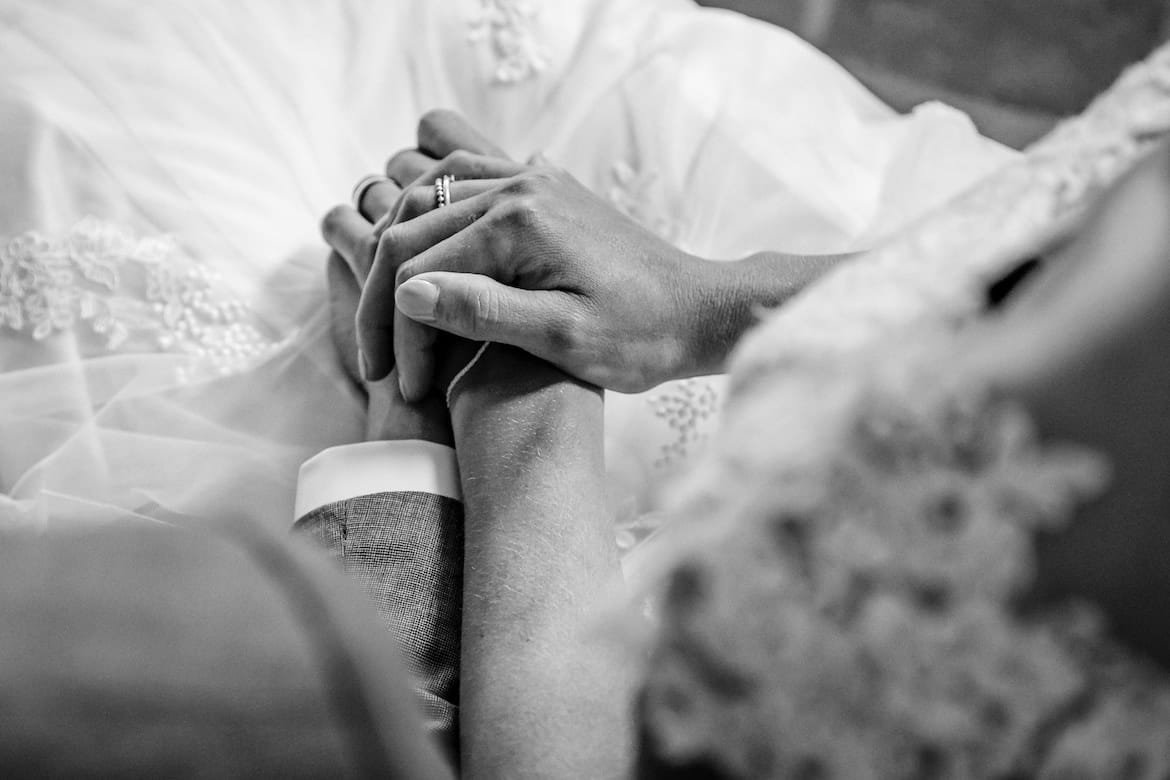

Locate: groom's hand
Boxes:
[326,249,452,445]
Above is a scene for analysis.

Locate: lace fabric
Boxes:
[637,342,1170,777]
[0,218,278,377]
[633,39,1170,776]
[730,43,1170,390]
[0,0,1015,540]
[466,0,549,84]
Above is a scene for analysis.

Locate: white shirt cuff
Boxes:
[294,440,461,520]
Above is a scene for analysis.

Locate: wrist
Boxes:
[676,253,770,379]
[449,344,603,442]
[364,378,453,446]
[680,251,854,378]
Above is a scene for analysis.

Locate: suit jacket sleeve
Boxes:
[294,491,463,762]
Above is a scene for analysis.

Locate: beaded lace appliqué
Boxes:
[647,379,720,469]
[0,218,276,375]
[467,0,549,85]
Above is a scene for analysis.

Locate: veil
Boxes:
[0,0,1015,536]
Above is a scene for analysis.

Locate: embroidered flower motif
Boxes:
[647,379,721,469]
[467,0,549,85]
[0,218,278,376]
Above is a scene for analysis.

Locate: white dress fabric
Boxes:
[632,45,1170,775]
[0,0,1015,536]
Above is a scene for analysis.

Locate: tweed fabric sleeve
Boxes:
[293,491,463,759]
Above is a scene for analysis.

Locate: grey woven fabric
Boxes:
[294,491,463,759]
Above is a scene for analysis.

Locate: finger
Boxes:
[396,272,581,362]
[385,149,437,187]
[356,192,495,385]
[394,307,438,403]
[356,178,402,223]
[384,178,501,228]
[321,204,373,277]
[417,108,507,158]
[405,151,528,191]
[388,218,509,402]
[325,250,364,387]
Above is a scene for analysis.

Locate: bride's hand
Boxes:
[325,109,726,402]
[322,109,521,345]
[356,162,720,402]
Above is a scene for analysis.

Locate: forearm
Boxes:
[450,351,631,779]
[684,250,856,377]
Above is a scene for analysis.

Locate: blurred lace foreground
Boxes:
[634,41,1170,778]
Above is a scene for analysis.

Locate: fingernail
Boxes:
[359,351,370,383]
[398,374,411,400]
[396,279,439,321]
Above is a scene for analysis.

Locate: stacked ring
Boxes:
[434,174,455,209]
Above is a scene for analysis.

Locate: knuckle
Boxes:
[545,309,586,356]
[497,196,540,229]
[483,216,512,260]
[444,148,473,169]
[419,107,456,132]
[384,149,415,179]
[402,186,430,220]
[465,287,502,336]
[376,225,396,253]
[394,258,418,288]
[386,148,412,168]
[376,225,405,263]
[320,204,349,234]
[508,171,547,195]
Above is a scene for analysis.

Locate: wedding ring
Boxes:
[434,174,455,209]
[351,174,390,210]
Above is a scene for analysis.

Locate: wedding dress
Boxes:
[633,42,1170,777]
[0,0,1015,536]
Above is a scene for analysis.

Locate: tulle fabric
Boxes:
[0,0,1016,535]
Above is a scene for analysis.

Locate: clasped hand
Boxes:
[322,110,720,402]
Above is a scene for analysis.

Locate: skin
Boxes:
[450,346,632,779]
[328,189,632,778]
[328,115,1170,772]
[321,110,854,402]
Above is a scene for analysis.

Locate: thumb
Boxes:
[395,272,578,360]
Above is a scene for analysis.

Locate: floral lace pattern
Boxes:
[636,344,1170,777]
[467,0,549,84]
[647,378,721,469]
[0,218,277,376]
